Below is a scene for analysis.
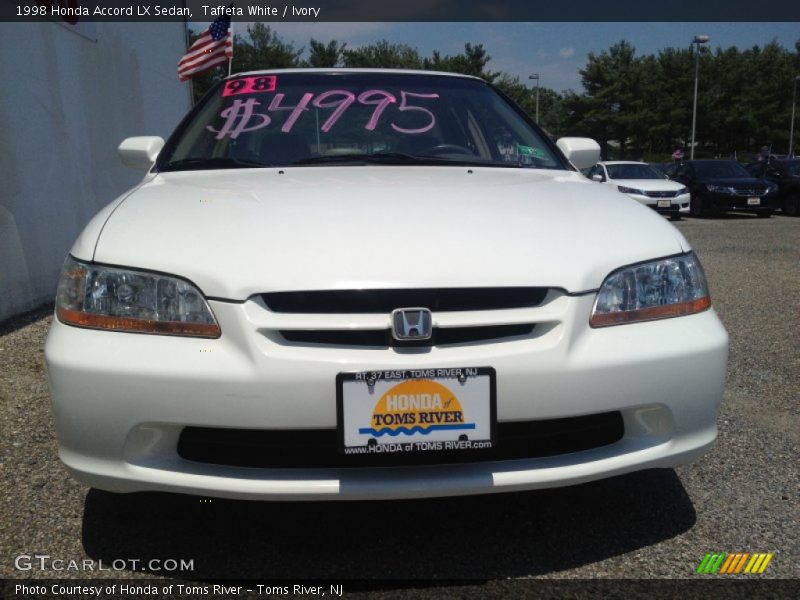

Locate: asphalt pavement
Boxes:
[1,212,798,592]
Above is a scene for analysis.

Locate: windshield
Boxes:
[606,163,663,180]
[158,72,564,171]
[693,161,751,179]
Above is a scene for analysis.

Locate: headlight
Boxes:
[705,184,732,194]
[766,184,778,194]
[590,252,710,327]
[55,256,221,337]
[676,186,689,195]
[618,185,645,195]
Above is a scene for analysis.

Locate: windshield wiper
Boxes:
[159,157,269,172]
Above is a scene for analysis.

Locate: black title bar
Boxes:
[3,0,800,22]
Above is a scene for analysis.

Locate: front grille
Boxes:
[177,412,625,469]
[731,187,767,196]
[280,324,535,347]
[645,190,678,198]
[262,288,549,314]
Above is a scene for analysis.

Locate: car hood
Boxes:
[698,177,768,187]
[611,179,685,191]
[85,167,690,298]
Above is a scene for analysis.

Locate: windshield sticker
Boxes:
[517,144,548,159]
[207,89,440,139]
[222,76,277,97]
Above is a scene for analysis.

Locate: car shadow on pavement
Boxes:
[81,468,695,580]
[0,303,53,336]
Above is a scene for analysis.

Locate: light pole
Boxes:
[690,35,710,160]
[529,73,540,124]
[790,75,800,158]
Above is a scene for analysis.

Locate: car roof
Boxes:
[230,68,484,82]
[598,161,648,165]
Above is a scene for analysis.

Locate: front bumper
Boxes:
[705,192,779,212]
[626,192,690,214]
[45,293,728,500]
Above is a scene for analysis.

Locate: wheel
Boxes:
[784,195,799,216]
[756,211,773,219]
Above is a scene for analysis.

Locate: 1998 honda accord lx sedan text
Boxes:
[45,69,728,500]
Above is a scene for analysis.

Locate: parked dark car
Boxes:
[664,160,779,217]
[744,159,800,216]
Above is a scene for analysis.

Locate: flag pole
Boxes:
[227,18,233,77]
[181,2,194,103]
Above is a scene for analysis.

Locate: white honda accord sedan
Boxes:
[587,161,691,220]
[45,69,728,500]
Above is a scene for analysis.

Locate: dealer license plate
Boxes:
[337,367,496,454]
[748,197,761,205]
[657,200,672,208]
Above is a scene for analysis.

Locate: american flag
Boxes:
[178,13,233,82]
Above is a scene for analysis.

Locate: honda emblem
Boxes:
[391,308,433,341]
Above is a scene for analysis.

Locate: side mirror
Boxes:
[591,174,604,182]
[556,137,601,171]
[118,136,165,170]
[664,174,670,180]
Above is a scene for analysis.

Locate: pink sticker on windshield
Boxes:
[223,76,277,97]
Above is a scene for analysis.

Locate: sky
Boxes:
[227,21,800,92]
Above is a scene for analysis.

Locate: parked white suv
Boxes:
[45,69,727,500]
[588,161,690,220]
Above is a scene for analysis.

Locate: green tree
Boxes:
[577,40,642,158]
[306,39,346,67]
[565,37,800,158]
[648,46,695,155]
[423,43,499,81]
[342,41,424,69]
[234,23,302,72]
[493,74,566,137]
[562,90,611,156]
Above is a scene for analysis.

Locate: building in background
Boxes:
[0,19,191,321]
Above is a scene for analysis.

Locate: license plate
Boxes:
[337,367,496,454]
[657,200,672,208]
[748,197,761,205]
